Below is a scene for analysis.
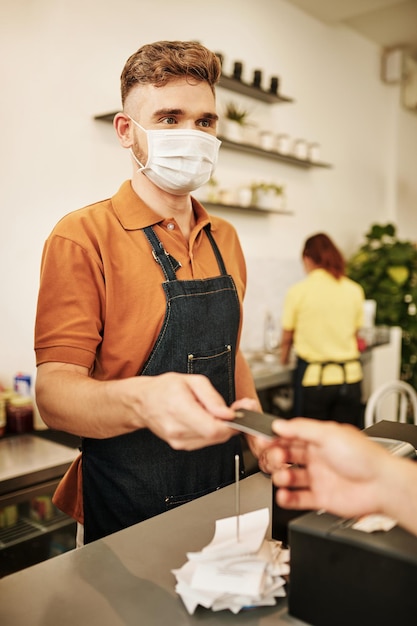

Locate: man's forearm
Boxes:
[35,364,146,438]
[35,362,238,450]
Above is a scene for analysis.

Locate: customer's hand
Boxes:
[264,418,396,519]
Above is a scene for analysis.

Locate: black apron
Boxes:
[293,356,361,422]
[82,224,243,543]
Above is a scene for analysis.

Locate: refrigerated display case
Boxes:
[0,433,79,577]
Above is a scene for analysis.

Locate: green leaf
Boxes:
[347,222,417,391]
[387,266,409,286]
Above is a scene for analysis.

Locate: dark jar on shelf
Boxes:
[232,61,243,81]
[270,76,279,94]
[6,396,34,434]
[252,69,262,88]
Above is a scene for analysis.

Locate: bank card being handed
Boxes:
[227,408,279,440]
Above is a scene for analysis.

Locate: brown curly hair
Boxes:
[120,40,221,105]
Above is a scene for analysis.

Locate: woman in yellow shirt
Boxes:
[280,233,365,426]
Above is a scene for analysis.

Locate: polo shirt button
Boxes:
[167,222,175,230]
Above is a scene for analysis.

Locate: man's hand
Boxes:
[37,363,239,449]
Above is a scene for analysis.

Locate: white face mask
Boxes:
[128,117,221,196]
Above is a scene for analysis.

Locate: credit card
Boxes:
[227,408,278,440]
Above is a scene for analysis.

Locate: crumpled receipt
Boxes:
[172,508,290,614]
[352,513,397,533]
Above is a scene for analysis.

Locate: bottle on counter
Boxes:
[14,372,31,397]
[0,395,6,438]
[0,389,18,438]
[264,311,279,355]
[6,395,34,434]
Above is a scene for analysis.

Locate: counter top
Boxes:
[250,359,293,391]
[245,351,293,391]
[0,472,308,625]
[0,435,78,496]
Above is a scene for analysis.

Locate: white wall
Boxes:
[1,0,416,385]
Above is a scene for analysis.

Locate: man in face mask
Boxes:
[34,40,262,545]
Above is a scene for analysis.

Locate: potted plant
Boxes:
[194,176,220,203]
[347,223,417,390]
[219,101,252,143]
[250,181,285,211]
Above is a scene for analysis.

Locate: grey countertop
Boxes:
[0,434,78,496]
[250,359,293,391]
[0,472,308,626]
[245,351,293,391]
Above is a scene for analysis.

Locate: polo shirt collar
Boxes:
[111,180,214,232]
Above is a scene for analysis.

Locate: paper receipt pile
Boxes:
[172,508,290,614]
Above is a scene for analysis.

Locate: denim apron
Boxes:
[82,224,243,543]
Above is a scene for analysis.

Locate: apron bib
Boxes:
[82,225,243,543]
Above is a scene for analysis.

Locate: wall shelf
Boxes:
[95,112,117,122]
[218,136,332,169]
[203,201,293,215]
[218,74,294,104]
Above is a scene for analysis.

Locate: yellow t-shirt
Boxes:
[282,268,365,386]
[35,180,248,384]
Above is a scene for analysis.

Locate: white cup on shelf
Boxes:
[276,134,290,154]
[259,130,275,151]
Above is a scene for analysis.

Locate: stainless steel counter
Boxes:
[251,359,293,391]
[245,351,293,391]
[0,434,80,577]
[0,472,308,625]
[0,435,78,496]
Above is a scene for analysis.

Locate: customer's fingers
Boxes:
[272,465,309,488]
[275,487,314,511]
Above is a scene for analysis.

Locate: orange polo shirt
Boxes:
[35,180,248,379]
[35,180,255,522]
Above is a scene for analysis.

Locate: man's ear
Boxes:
[113,112,133,148]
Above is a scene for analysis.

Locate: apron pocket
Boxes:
[187,344,233,404]
[164,482,229,511]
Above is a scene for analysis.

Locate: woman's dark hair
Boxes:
[302,233,345,279]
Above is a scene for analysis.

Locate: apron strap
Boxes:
[143,226,182,281]
[143,224,228,281]
[203,225,228,276]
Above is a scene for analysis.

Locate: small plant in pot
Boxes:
[204,176,219,203]
[194,176,220,203]
[219,101,252,143]
[250,181,285,211]
[224,101,249,124]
